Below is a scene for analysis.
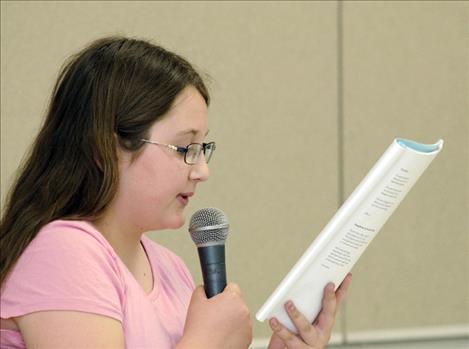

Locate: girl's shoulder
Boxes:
[31,219,122,267]
[36,219,114,251]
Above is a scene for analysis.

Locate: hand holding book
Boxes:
[267,274,352,349]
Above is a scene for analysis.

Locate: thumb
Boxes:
[224,282,242,296]
[267,333,285,349]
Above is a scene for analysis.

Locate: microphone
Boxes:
[189,207,229,298]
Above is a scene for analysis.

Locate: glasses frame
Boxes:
[140,139,216,165]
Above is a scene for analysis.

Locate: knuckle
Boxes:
[244,305,251,316]
[247,327,253,342]
[302,323,311,333]
[284,331,295,343]
[224,289,239,301]
[227,282,241,292]
[240,306,250,319]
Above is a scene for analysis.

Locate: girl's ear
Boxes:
[114,133,134,164]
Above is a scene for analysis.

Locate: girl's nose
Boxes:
[189,154,210,182]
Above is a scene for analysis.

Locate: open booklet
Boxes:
[256,138,444,332]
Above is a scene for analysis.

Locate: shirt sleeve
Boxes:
[1,222,125,322]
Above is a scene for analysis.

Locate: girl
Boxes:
[1,36,351,349]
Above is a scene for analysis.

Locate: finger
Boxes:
[269,318,303,349]
[267,333,287,349]
[315,282,337,333]
[224,282,242,296]
[322,282,337,316]
[336,273,352,309]
[192,285,208,300]
[284,301,318,345]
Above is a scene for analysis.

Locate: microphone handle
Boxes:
[197,245,227,298]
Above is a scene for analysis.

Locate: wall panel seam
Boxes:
[336,0,347,344]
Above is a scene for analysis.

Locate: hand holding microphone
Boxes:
[177,208,252,349]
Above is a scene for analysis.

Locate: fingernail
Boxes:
[286,300,295,311]
[270,318,279,329]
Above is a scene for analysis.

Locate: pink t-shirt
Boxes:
[0,220,195,348]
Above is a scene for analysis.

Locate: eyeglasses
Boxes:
[140,139,216,165]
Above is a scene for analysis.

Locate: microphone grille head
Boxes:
[189,207,229,247]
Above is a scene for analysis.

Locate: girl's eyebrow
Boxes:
[177,129,210,137]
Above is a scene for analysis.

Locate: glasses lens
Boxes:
[185,144,203,165]
[185,142,216,164]
[203,142,216,163]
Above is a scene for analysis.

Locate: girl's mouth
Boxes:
[177,192,193,206]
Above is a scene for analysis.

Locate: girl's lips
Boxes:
[177,192,193,206]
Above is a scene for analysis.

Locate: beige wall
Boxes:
[1,0,468,343]
[342,1,469,332]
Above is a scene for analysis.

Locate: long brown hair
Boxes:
[0,36,210,285]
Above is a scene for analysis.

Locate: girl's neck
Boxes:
[91,213,143,269]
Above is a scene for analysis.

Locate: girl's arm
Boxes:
[16,311,125,349]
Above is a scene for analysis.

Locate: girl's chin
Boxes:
[161,214,186,230]
[144,208,186,231]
